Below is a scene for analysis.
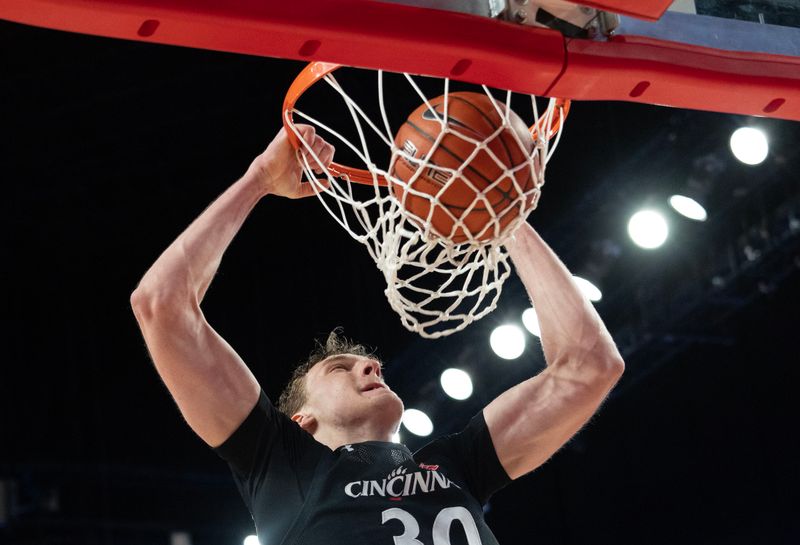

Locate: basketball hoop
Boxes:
[282,62,569,338]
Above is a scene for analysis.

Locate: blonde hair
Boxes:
[277,328,372,417]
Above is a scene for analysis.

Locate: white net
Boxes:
[285,68,565,338]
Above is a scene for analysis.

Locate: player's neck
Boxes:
[314,425,394,451]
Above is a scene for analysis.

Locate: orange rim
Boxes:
[282,61,571,187]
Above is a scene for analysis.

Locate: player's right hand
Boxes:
[248,124,335,199]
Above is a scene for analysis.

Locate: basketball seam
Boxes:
[446,95,500,131]
[404,120,515,212]
[447,95,516,168]
[441,95,525,212]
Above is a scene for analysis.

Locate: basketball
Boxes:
[390,91,536,244]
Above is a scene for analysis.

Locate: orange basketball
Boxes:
[390,91,536,244]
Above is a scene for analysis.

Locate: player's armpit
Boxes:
[483,357,623,480]
[131,294,261,448]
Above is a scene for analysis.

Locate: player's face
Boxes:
[302,353,404,436]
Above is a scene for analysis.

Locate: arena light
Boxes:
[730,127,768,165]
[402,408,433,436]
[440,368,473,400]
[243,536,261,545]
[521,308,541,337]
[170,532,191,545]
[490,324,525,359]
[669,195,707,221]
[573,275,602,302]
[628,209,669,249]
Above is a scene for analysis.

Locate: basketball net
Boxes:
[284,63,567,338]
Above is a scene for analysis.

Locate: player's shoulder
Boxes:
[413,412,486,461]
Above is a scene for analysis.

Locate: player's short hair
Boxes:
[277,328,373,418]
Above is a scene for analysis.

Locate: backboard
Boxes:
[1,0,798,119]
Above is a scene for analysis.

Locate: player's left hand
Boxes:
[248,124,335,199]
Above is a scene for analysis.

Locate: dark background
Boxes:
[2,14,799,545]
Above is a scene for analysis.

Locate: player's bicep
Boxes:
[132,299,261,448]
[484,361,622,479]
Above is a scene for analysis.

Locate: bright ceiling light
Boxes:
[628,209,669,249]
[521,308,541,337]
[440,368,473,400]
[669,195,707,221]
[573,275,602,302]
[730,127,768,165]
[402,408,433,436]
[490,324,525,359]
[244,536,261,545]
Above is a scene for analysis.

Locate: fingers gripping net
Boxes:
[285,67,566,338]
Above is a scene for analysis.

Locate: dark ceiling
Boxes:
[2,16,799,545]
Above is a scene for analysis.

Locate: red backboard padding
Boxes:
[1,0,798,121]
[556,36,800,121]
[0,0,566,93]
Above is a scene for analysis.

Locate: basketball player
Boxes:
[131,125,624,544]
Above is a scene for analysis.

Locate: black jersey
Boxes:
[214,389,511,545]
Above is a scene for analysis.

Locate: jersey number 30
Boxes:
[382,507,482,545]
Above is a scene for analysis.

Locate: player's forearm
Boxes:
[507,223,623,372]
[132,168,265,308]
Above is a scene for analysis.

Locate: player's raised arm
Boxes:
[130,126,334,447]
[484,223,625,479]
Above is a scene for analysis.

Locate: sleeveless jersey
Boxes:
[214,389,510,545]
